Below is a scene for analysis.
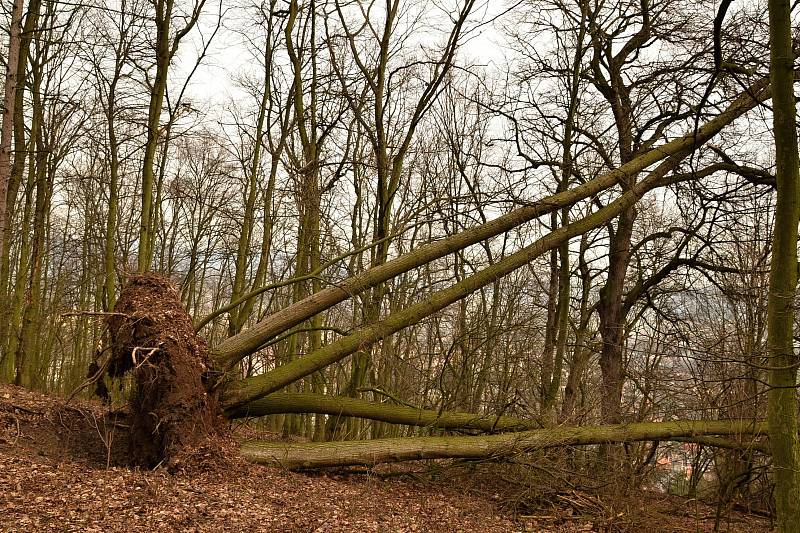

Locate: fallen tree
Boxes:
[219,75,775,411]
[227,392,540,432]
[104,75,780,468]
[210,74,774,373]
[220,150,754,410]
[241,419,769,469]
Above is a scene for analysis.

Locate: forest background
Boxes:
[0,0,799,528]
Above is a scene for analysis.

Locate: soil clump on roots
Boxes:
[106,273,223,469]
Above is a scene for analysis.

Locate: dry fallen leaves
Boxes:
[0,384,774,532]
[1,384,522,532]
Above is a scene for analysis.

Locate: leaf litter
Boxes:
[0,384,773,532]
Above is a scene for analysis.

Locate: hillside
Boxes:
[0,384,774,532]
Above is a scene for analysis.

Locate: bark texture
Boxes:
[227,392,539,432]
[765,0,800,528]
[0,0,23,264]
[241,419,767,469]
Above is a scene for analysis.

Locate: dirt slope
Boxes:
[0,384,773,532]
[0,384,517,532]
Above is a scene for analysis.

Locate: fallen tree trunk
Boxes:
[227,392,540,432]
[221,77,776,411]
[220,150,726,409]
[241,419,768,469]
[212,75,773,371]
[671,435,769,453]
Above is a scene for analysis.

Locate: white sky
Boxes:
[174,1,512,114]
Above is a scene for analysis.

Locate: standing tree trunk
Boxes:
[765,0,800,529]
[597,206,635,424]
[541,5,587,415]
[0,0,23,270]
[136,0,205,272]
[15,44,49,387]
[0,0,25,379]
[137,0,172,272]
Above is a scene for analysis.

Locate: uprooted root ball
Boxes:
[106,273,222,468]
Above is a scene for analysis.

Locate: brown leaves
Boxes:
[1,383,515,532]
[0,452,517,532]
[0,447,514,532]
[0,385,774,532]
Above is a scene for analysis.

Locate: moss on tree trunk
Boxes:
[227,392,540,433]
[241,419,767,469]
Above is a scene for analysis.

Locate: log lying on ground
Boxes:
[227,392,540,432]
[241,419,768,469]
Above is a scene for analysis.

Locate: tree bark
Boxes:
[227,392,539,432]
[765,0,800,529]
[0,0,23,263]
[597,205,635,424]
[0,0,25,370]
[241,419,767,469]
[137,0,173,272]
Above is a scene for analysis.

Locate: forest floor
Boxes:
[0,383,775,532]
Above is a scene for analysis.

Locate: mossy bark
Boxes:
[242,419,767,469]
[765,0,800,529]
[227,392,539,433]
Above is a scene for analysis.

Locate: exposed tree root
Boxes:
[106,273,222,468]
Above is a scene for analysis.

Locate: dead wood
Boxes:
[242,419,769,469]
